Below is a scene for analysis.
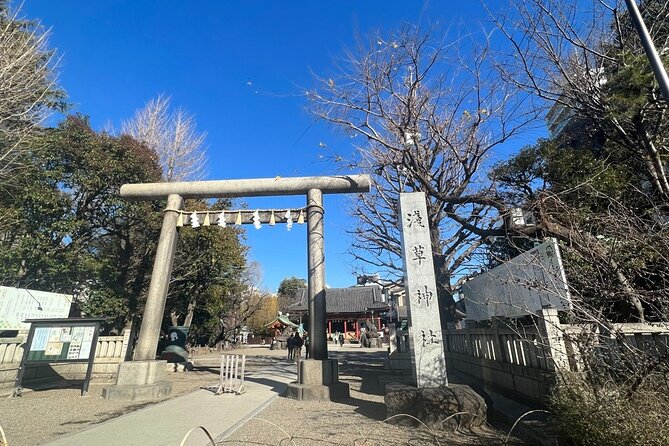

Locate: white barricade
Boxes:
[215,354,245,395]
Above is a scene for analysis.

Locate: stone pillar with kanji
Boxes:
[398,192,448,388]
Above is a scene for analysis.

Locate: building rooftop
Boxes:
[289,286,389,314]
[265,313,299,328]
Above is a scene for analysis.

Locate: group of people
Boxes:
[287,332,309,361]
[330,332,345,346]
[286,330,350,362]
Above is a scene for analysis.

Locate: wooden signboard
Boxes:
[13,318,105,397]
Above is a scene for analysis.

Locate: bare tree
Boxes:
[489,0,669,201]
[0,2,63,187]
[122,95,207,182]
[218,261,271,344]
[308,25,537,323]
[484,0,669,322]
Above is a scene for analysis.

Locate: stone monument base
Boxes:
[102,360,172,402]
[165,361,193,373]
[384,382,487,430]
[283,359,350,401]
[383,351,412,374]
[380,351,413,385]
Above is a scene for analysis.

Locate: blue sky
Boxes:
[22,1,524,292]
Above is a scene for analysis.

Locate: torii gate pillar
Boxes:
[134,194,183,361]
[103,175,369,401]
[283,188,350,401]
[307,188,327,360]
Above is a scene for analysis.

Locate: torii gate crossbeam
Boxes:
[120,175,370,200]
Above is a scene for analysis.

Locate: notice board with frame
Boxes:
[13,318,105,396]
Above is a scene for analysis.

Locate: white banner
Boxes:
[0,286,72,330]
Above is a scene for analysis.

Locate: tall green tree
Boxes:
[0,116,162,330]
[492,137,669,322]
[277,276,306,311]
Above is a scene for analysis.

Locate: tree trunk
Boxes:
[433,252,455,328]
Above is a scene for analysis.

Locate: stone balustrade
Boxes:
[442,313,669,404]
[0,332,132,395]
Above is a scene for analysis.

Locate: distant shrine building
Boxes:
[289,286,398,341]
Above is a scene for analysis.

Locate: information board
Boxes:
[13,318,104,396]
[0,286,72,331]
[27,325,97,361]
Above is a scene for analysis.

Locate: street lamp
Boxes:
[624,0,669,101]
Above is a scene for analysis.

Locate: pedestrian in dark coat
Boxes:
[293,333,304,362]
[287,333,295,360]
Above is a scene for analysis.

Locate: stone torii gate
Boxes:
[102,175,370,401]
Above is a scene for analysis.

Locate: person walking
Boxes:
[293,332,303,362]
[339,332,345,347]
[287,333,295,361]
[304,332,310,359]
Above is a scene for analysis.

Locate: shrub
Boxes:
[550,372,669,446]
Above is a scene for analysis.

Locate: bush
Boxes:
[550,372,669,446]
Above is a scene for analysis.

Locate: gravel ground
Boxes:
[220,386,520,446]
[0,345,301,446]
[0,346,522,446]
[0,367,221,446]
[222,349,523,446]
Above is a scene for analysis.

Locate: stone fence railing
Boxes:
[0,336,25,366]
[442,310,669,404]
[385,310,669,405]
[561,322,669,372]
[442,313,555,403]
[0,332,131,395]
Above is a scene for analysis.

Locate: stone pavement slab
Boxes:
[44,364,295,446]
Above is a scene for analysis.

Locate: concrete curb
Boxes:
[477,387,558,446]
[212,391,282,443]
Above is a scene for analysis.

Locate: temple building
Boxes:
[265,313,299,333]
[289,286,390,341]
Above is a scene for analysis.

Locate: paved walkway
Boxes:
[42,345,387,446]
[44,362,296,446]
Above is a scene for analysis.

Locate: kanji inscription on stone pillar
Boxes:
[398,192,448,388]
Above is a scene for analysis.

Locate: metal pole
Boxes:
[624,0,669,101]
[134,194,184,360]
[307,189,327,360]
